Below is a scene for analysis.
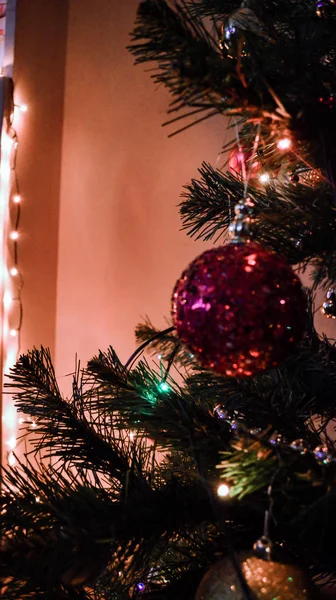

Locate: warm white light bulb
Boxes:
[259,172,270,184]
[6,435,16,450]
[20,104,28,113]
[217,483,230,498]
[277,137,292,151]
[8,451,16,466]
[10,231,19,241]
[9,329,17,337]
[3,291,12,309]
[10,267,18,276]
[13,194,21,204]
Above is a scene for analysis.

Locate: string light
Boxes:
[9,329,17,337]
[158,381,170,393]
[217,483,230,498]
[3,290,12,309]
[19,103,28,113]
[13,194,21,203]
[259,172,271,184]
[8,450,16,466]
[6,435,17,450]
[277,137,292,151]
[9,230,18,240]
[9,267,18,276]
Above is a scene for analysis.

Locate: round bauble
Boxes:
[195,553,316,600]
[228,145,261,179]
[171,242,306,377]
[321,287,336,319]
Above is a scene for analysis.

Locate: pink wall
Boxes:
[55,0,224,379]
[14,0,68,357]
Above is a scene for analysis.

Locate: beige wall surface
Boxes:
[55,0,224,380]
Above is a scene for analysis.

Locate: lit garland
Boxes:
[1,78,26,467]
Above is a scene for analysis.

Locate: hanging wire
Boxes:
[234,118,261,199]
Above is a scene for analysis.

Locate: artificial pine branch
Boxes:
[6,348,132,480]
[179,163,336,286]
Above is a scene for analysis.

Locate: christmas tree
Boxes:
[2,1,336,598]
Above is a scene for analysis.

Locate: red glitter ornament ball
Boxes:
[228,145,261,179]
[172,242,306,377]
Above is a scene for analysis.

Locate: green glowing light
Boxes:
[287,577,293,582]
[158,381,170,393]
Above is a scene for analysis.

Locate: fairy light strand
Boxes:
[2,85,26,467]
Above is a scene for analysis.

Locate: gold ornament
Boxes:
[298,169,323,187]
[195,552,316,600]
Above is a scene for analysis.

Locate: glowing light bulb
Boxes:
[277,137,292,151]
[10,231,19,241]
[10,267,18,276]
[3,291,12,309]
[217,483,230,498]
[259,172,270,184]
[158,381,170,393]
[129,431,134,441]
[2,406,17,428]
[20,104,28,113]
[6,435,16,450]
[13,194,21,204]
[35,496,41,503]
[8,451,16,466]
[9,329,17,337]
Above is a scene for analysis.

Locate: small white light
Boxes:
[3,291,12,309]
[129,431,134,441]
[10,267,18,276]
[10,231,19,241]
[35,496,41,503]
[18,418,24,424]
[9,329,17,337]
[259,172,270,184]
[8,451,16,467]
[217,483,230,498]
[277,137,292,151]
[20,104,28,113]
[13,194,21,204]
[6,435,16,450]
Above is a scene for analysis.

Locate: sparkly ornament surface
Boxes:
[195,553,315,600]
[228,145,261,179]
[314,445,333,465]
[321,287,336,319]
[172,242,306,377]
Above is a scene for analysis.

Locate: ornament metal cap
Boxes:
[253,535,273,561]
[229,198,254,243]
